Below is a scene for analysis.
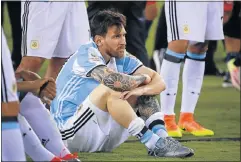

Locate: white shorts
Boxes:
[1,30,18,102]
[165,1,224,42]
[60,96,130,153]
[21,2,90,59]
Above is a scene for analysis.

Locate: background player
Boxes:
[161,1,224,137]
[2,29,26,161]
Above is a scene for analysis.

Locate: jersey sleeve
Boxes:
[72,46,106,77]
[117,52,143,75]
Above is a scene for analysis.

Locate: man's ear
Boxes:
[94,35,103,47]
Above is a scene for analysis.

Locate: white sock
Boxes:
[160,59,181,115]
[145,112,168,138]
[2,122,26,161]
[128,117,159,150]
[20,93,71,158]
[181,58,205,113]
[144,133,160,150]
[18,114,55,161]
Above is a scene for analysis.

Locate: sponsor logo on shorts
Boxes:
[183,24,189,34]
[30,40,39,49]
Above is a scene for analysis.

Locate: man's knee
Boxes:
[89,85,120,111]
[188,41,209,54]
[168,40,189,53]
[16,56,45,73]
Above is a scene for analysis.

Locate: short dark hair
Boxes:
[90,10,126,38]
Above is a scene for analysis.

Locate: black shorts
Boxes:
[223,2,240,39]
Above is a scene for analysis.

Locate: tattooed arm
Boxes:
[130,66,166,96]
[88,65,148,92]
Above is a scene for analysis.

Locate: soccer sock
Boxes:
[145,112,168,138]
[18,114,55,161]
[160,49,185,115]
[225,52,239,63]
[128,117,159,150]
[181,52,206,113]
[2,118,26,161]
[20,93,71,157]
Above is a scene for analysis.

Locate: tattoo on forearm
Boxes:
[90,66,146,92]
[135,95,161,121]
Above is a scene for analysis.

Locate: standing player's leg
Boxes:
[1,30,26,161]
[151,5,168,73]
[161,1,194,137]
[178,1,224,136]
[46,1,90,80]
[222,1,240,88]
[18,114,62,162]
[17,2,78,160]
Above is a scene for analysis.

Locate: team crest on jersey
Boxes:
[88,47,101,63]
[183,25,189,34]
[30,40,39,49]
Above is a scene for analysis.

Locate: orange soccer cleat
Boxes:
[51,156,63,162]
[164,115,182,137]
[178,112,214,136]
[61,153,81,162]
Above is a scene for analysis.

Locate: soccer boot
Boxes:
[222,72,233,88]
[164,115,182,137]
[178,112,214,136]
[148,137,194,158]
[61,153,81,162]
[51,157,64,162]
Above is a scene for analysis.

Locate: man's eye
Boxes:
[115,35,120,38]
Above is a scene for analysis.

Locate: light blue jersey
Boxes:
[51,40,143,128]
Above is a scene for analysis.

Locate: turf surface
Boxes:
[2,2,240,161]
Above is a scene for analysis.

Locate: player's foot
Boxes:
[51,156,63,162]
[61,153,81,162]
[148,137,194,158]
[222,72,233,88]
[227,59,240,90]
[178,112,214,136]
[164,115,182,137]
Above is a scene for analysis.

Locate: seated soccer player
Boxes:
[51,10,194,158]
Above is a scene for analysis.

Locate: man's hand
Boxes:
[32,78,56,105]
[119,87,146,100]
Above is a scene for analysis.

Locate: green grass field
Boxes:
[2,2,240,161]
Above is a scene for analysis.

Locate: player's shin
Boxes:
[181,51,206,114]
[18,114,56,161]
[20,93,71,158]
[106,92,159,151]
[135,96,168,137]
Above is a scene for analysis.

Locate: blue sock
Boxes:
[152,124,168,137]
[136,126,159,150]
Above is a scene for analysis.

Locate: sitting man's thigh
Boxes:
[62,95,111,152]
